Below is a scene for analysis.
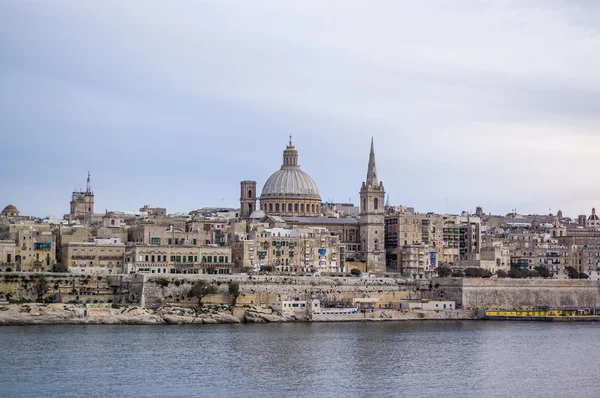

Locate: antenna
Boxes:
[86,171,92,195]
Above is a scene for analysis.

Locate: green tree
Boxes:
[260,265,273,273]
[34,275,49,302]
[188,280,218,307]
[579,272,589,279]
[496,270,508,278]
[508,268,522,278]
[451,269,464,277]
[350,268,362,277]
[228,281,240,306]
[436,266,452,278]
[565,266,580,279]
[52,263,67,273]
[534,266,551,278]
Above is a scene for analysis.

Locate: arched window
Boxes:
[362,198,366,210]
[248,189,252,198]
[300,204,304,212]
[248,204,253,213]
[282,203,285,212]
[268,203,272,212]
[288,203,292,212]
[374,198,378,210]
[111,219,115,226]
[312,204,315,213]
[275,203,279,212]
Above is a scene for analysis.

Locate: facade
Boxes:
[358,139,386,274]
[231,225,342,274]
[0,240,16,271]
[399,244,435,279]
[61,238,125,274]
[259,137,321,217]
[124,245,232,274]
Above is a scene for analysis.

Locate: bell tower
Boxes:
[240,180,257,219]
[359,138,386,274]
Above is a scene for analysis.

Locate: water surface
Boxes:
[1,321,598,397]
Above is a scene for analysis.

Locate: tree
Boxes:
[228,281,240,306]
[260,265,273,273]
[436,266,452,278]
[451,269,464,277]
[579,272,589,280]
[188,280,218,307]
[565,266,580,279]
[508,268,522,279]
[350,268,362,277]
[206,266,216,275]
[52,263,67,273]
[534,266,551,278]
[34,275,49,302]
[496,270,508,278]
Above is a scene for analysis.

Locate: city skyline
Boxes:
[2,1,600,217]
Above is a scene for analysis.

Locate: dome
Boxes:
[589,208,599,221]
[103,211,117,218]
[261,168,320,199]
[1,204,19,216]
[249,209,266,219]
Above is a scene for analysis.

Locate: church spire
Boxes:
[366,137,379,186]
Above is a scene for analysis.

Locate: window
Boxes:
[300,204,304,212]
[208,256,212,262]
[225,256,228,263]
[194,256,198,262]
[249,189,252,197]
[151,255,155,262]
[374,198,378,210]
[151,237,160,245]
[145,255,149,262]
[175,238,179,245]
[275,203,279,212]
[193,239,197,245]
[294,203,299,212]
[168,238,172,245]
[288,203,292,212]
[219,256,224,263]
[269,203,273,212]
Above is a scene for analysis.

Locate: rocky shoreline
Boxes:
[0,304,299,326]
[0,304,481,326]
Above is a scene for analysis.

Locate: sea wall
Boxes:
[138,274,417,308]
[431,278,600,309]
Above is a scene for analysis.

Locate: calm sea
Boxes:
[0,321,598,397]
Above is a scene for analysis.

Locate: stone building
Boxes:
[8,224,56,272]
[239,181,257,219]
[61,238,125,274]
[124,244,232,274]
[0,240,16,271]
[231,224,342,274]
[398,244,434,279]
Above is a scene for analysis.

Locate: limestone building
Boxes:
[61,237,125,275]
[231,224,342,274]
[124,244,232,274]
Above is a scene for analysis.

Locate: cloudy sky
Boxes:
[2,1,600,218]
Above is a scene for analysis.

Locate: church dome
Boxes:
[2,204,19,216]
[260,137,321,200]
[249,209,266,219]
[589,208,599,221]
[261,168,320,199]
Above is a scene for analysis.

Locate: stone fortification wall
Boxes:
[431,278,600,309]
[137,275,416,308]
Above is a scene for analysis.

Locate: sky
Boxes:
[1,1,600,219]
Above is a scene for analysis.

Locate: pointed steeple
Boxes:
[366,137,379,186]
